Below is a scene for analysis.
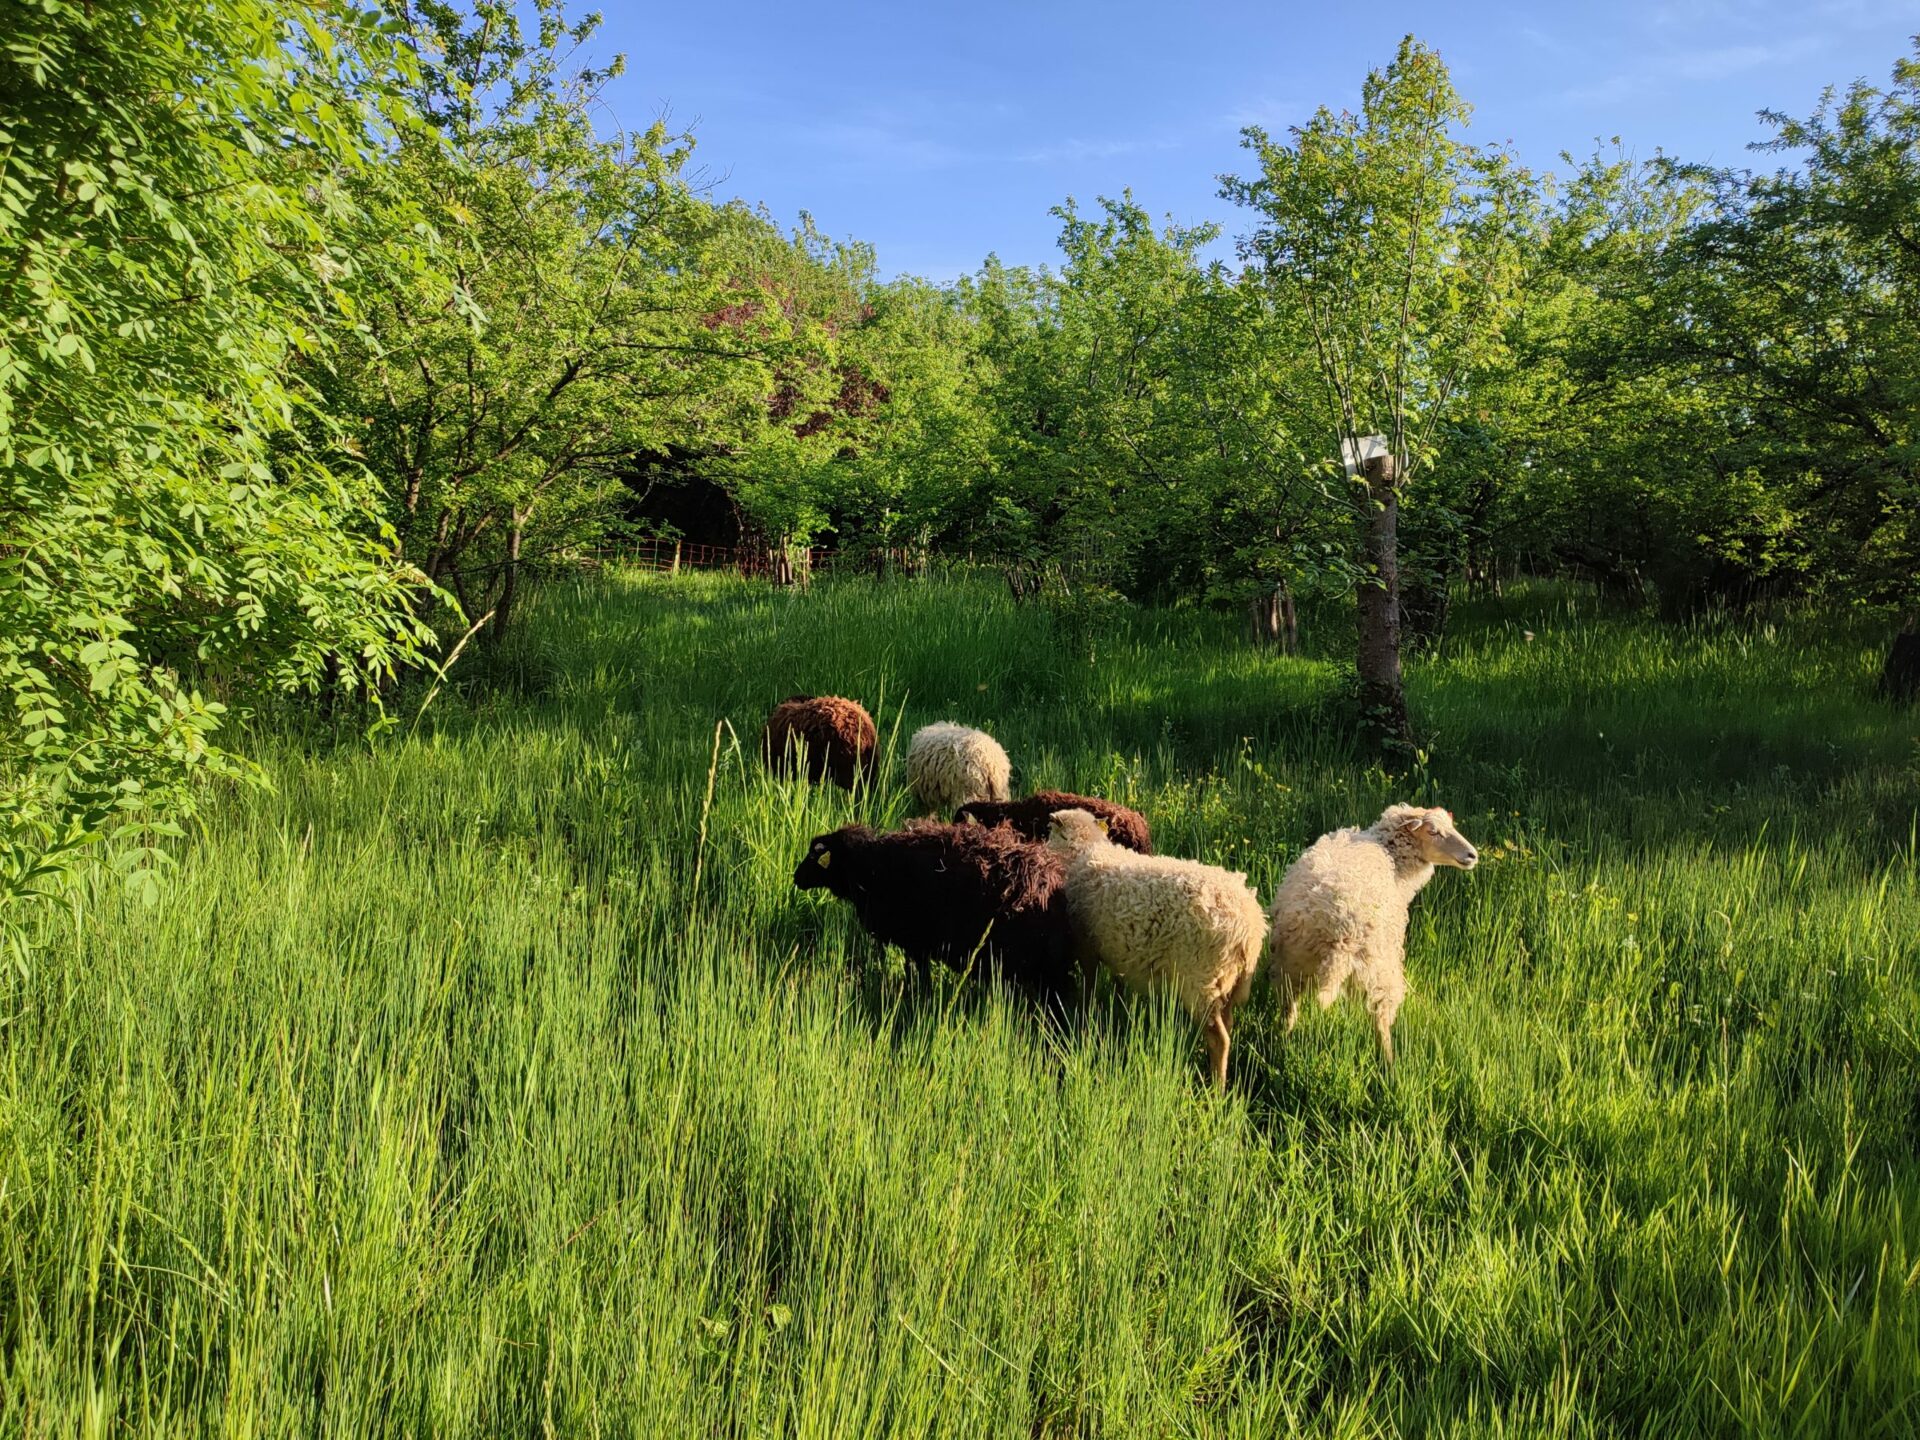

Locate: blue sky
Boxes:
[589,1,1919,280]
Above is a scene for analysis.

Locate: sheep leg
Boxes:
[1276,975,1302,1033]
[1373,1003,1398,1066]
[1203,1011,1231,1091]
[1076,951,1098,1015]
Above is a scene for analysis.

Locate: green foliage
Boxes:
[0,0,437,930]
[1451,45,1920,619]
[12,12,1920,935]
[4,571,1914,1432]
[1650,46,1920,610]
[950,200,1341,607]
[1223,36,1539,484]
[336,0,782,633]
[831,277,997,555]
[693,214,887,551]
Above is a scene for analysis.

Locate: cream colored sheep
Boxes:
[906,722,1011,815]
[1047,808,1266,1089]
[1267,804,1478,1064]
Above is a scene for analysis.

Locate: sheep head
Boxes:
[1045,808,1110,856]
[1386,805,1479,870]
[793,826,871,894]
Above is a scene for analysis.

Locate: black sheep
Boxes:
[955,790,1153,854]
[792,821,1076,1002]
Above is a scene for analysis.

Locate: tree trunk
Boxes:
[424,510,454,586]
[769,534,797,587]
[1357,457,1410,747]
[1880,611,1920,704]
[1246,580,1299,654]
[1400,571,1453,656]
[491,513,523,644]
[448,562,477,629]
[318,651,341,726]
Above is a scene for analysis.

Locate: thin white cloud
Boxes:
[1675,36,1828,79]
[798,121,980,172]
[1562,34,1831,104]
[1015,135,1183,164]
[1809,0,1917,23]
[1645,0,1753,29]
[1221,97,1303,133]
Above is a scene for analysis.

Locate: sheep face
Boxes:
[1401,808,1479,869]
[1045,808,1110,856]
[793,828,860,894]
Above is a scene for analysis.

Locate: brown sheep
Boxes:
[761,695,877,790]
[955,790,1153,854]
[792,821,1076,1005]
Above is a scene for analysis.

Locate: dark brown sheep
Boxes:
[954,790,1153,854]
[792,821,1076,1003]
[761,694,877,790]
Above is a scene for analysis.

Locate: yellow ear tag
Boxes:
[816,851,831,868]
[1097,818,1110,834]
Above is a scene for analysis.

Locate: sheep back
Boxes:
[793,821,1072,997]
[1060,843,1264,1023]
[955,790,1153,854]
[761,694,877,790]
[906,722,1011,813]
[1266,826,1411,981]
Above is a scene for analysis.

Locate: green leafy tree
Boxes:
[949,256,1071,570]
[826,276,996,567]
[1223,36,1537,744]
[1,0,437,933]
[341,0,779,635]
[694,212,877,577]
[949,200,1340,628]
[1036,196,1223,589]
[1653,48,1919,685]
[1034,198,1346,629]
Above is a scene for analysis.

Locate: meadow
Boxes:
[4,569,1918,1437]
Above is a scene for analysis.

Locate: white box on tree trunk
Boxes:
[1339,434,1392,476]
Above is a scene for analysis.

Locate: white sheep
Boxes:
[1046,808,1266,1089]
[1266,804,1478,1064]
[906,722,1011,815]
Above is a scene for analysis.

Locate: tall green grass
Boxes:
[4,571,1917,1436]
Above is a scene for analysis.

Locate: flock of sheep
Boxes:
[764,694,1479,1087]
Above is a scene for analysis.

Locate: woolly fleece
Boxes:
[955,790,1153,854]
[906,722,1011,814]
[761,695,877,790]
[1047,808,1264,1084]
[1266,803,1478,1062]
